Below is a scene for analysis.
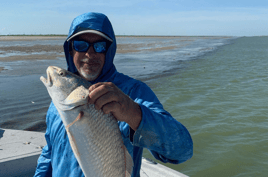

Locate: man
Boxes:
[34,12,193,177]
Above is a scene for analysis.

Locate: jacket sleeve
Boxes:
[129,82,193,164]
[34,104,54,177]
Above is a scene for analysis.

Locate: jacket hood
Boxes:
[63,12,117,84]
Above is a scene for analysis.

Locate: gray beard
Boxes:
[77,58,102,81]
[78,69,100,81]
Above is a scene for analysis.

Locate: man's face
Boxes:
[71,33,106,81]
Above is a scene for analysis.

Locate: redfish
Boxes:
[40,66,133,177]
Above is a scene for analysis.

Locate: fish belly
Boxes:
[61,104,133,177]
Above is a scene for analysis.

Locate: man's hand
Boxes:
[88,82,142,131]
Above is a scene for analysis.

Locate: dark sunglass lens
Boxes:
[73,41,89,52]
[94,42,106,53]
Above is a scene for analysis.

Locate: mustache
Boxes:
[80,58,101,64]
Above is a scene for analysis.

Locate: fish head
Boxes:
[40,66,91,110]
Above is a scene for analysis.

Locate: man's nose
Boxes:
[85,45,96,57]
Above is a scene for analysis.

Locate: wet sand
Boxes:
[0,36,181,62]
[0,44,65,62]
[117,43,177,53]
[0,67,5,72]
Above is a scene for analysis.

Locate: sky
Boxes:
[1,0,268,36]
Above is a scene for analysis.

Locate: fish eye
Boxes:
[59,70,66,76]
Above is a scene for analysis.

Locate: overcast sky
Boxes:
[1,0,267,36]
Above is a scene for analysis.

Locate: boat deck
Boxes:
[0,129,188,177]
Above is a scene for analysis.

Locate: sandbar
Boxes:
[0,36,181,62]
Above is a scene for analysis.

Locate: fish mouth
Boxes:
[40,66,55,87]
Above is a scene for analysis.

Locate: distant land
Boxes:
[0,34,235,38]
[1,34,266,38]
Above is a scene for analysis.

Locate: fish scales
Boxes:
[66,107,125,176]
[40,66,133,177]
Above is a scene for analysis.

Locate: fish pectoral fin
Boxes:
[123,145,134,177]
[62,85,89,109]
[66,111,84,129]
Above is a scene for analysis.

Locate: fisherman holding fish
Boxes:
[35,12,193,177]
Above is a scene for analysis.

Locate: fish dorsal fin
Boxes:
[124,145,134,177]
[59,85,89,110]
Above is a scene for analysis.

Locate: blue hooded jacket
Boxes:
[34,12,193,177]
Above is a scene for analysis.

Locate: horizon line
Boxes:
[0,34,267,37]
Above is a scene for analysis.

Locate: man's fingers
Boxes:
[102,101,121,115]
[88,82,103,93]
[88,82,117,104]
[94,92,120,110]
[87,82,130,120]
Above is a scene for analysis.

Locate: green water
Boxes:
[143,37,268,176]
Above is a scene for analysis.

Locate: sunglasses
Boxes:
[72,40,107,53]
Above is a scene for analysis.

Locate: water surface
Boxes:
[143,37,268,177]
[2,36,265,176]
